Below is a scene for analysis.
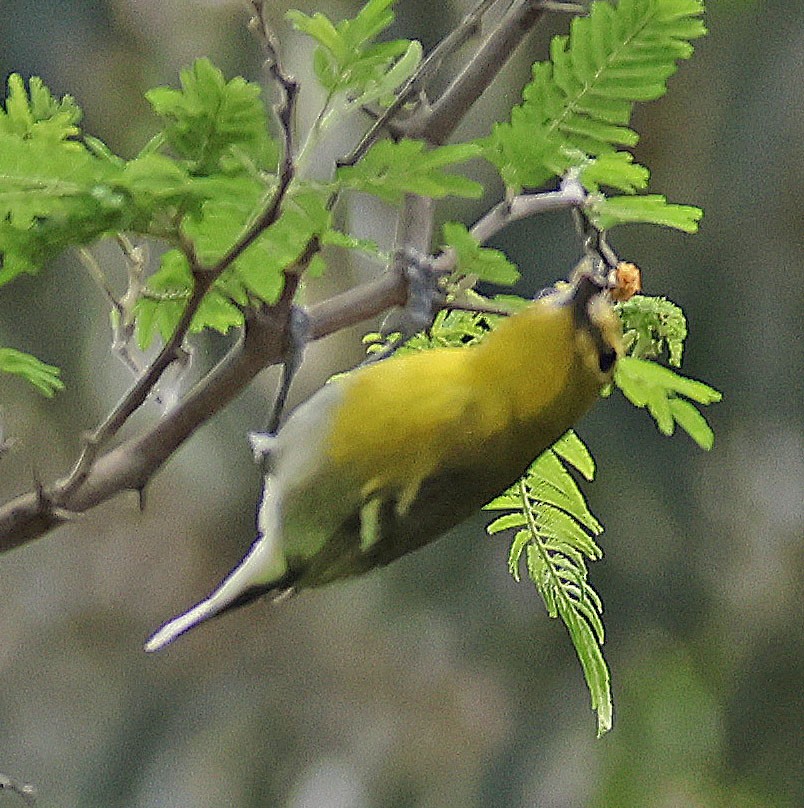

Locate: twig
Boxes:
[77,247,118,311]
[0,249,402,552]
[49,267,215,505]
[339,0,500,168]
[402,0,548,143]
[428,177,588,279]
[441,298,516,317]
[217,3,299,277]
[386,0,552,326]
[110,236,151,378]
[473,180,587,244]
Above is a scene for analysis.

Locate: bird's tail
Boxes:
[144,539,292,652]
[144,583,286,653]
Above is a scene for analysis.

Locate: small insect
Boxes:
[609,261,642,302]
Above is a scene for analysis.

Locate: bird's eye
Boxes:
[599,348,617,373]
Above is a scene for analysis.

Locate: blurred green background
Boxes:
[0,1,801,806]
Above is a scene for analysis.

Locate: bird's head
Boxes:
[569,272,623,382]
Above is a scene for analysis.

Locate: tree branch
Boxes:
[0,0,567,554]
[0,253,410,552]
[43,0,301,507]
[339,0,499,168]
[402,0,548,143]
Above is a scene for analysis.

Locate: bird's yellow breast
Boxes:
[326,297,611,512]
[327,347,490,505]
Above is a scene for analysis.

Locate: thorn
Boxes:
[265,305,310,435]
[541,1,588,13]
[270,587,296,604]
[49,507,79,522]
[33,477,49,509]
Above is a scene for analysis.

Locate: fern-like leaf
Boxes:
[134,188,331,348]
[0,73,82,143]
[145,58,277,175]
[287,0,416,101]
[614,356,721,448]
[485,0,706,192]
[485,431,612,736]
[441,222,521,286]
[336,140,483,204]
[589,193,703,232]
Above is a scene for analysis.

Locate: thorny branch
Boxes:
[46,0,300,507]
[0,0,572,553]
[339,0,500,168]
[401,0,549,143]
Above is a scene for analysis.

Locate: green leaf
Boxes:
[0,126,262,285]
[484,436,611,735]
[579,152,650,194]
[557,598,612,737]
[0,132,128,283]
[117,153,208,226]
[552,429,596,480]
[589,194,703,232]
[146,58,277,174]
[320,228,381,257]
[507,530,530,582]
[288,0,412,98]
[614,356,722,446]
[134,250,193,348]
[232,189,330,302]
[398,306,500,353]
[0,347,64,396]
[616,294,688,366]
[441,222,520,286]
[286,11,343,59]
[135,250,249,348]
[485,0,706,191]
[337,139,483,203]
[346,0,398,46]
[135,188,331,348]
[525,449,602,533]
[0,73,82,143]
[669,397,715,450]
[351,40,423,108]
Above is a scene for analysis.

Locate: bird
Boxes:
[145,271,622,651]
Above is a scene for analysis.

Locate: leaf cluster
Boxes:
[617,293,687,365]
[610,294,721,448]
[0,62,278,290]
[145,58,277,175]
[441,222,521,286]
[615,356,721,449]
[486,431,612,736]
[288,0,419,97]
[336,140,483,204]
[0,46,485,356]
[485,0,706,231]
